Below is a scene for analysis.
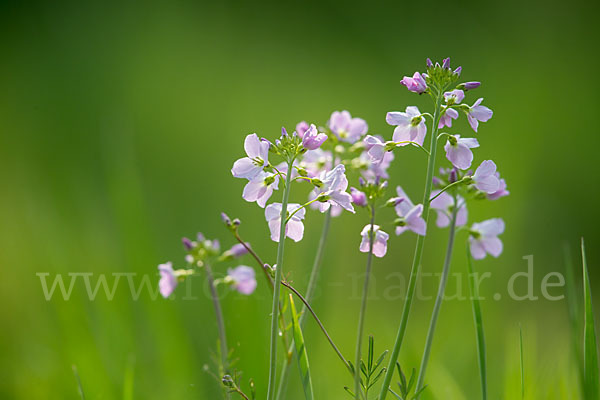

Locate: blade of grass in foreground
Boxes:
[564,243,584,393]
[122,355,135,400]
[72,365,86,400]
[289,294,314,400]
[582,238,599,399]
[467,245,487,400]
[519,326,524,400]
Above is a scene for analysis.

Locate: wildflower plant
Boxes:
[155,57,511,400]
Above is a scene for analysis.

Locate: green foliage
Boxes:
[345,336,388,399]
[467,245,487,400]
[289,294,314,400]
[582,239,599,399]
[387,364,426,400]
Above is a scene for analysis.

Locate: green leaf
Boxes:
[467,245,487,400]
[122,355,135,400]
[582,238,599,399]
[289,294,314,400]
[564,243,584,391]
[519,326,524,400]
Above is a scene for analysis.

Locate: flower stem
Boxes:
[354,203,377,400]
[205,264,231,399]
[378,89,445,400]
[275,209,333,400]
[414,201,459,397]
[266,159,295,400]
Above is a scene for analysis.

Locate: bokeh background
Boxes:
[1,0,599,398]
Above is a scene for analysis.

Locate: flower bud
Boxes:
[230,243,250,257]
[221,212,231,226]
[222,375,234,388]
[442,57,451,69]
[310,178,323,188]
[449,168,458,183]
[281,127,288,137]
[182,237,194,251]
[454,66,462,76]
[350,187,367,207]
[385,197,403,207]
[463,81,481,91]
[426,58,433,68]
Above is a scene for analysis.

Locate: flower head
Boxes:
[265,203,305,242]
[158,262,177,298]
[438,108,459,129]
[386,106,427,146]
[472,160,500,193]
[400,72,428,94]
[227,265,257,295]
[310,164,355,214]
[242,171,279,208]
[359,224,389,258]
[430,190,468,228]
[395,204,426,236]
[443,89,465,105]
[363,135,386,164]
[444,135,480,170]
[469,218,505,259]
[231,133,270,180]
[301,124,328,150]
[299,148,333,178]
[328,110,368,143]
[463,81,481,91]
[467,98,493,132]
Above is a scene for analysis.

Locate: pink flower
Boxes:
[359,224,389,258]
[438,108,459,129]
[310,164,355,213]
[394,186,426,236]
[472,160,500,193]
[227,265,257,295]
[158,262,177,298]
[395,204,427,236]
[231,133,270,180]
[227,243,250,258]
[363,135,386,164]
[296,121,310,137]
[487,173,509,200]
[328,110,368,143]
[469,218,505,260]
[444,89,465,105]
[299,149,333,178]
[430,190,468,228]
[400,72,427,94]
[444,135,480,170]
[386,106,427,146]
[265,203,305,242]
[242,171,279,208]
[302,124,328,150]
[467,98,493,132]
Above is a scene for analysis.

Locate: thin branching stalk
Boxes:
[467,243,487,400]
[266,159,295,400]
[378,88,445,400]
[205,264,230,377]
[415,202,459,397]
[276,209,333,400]
[355,204,377,399]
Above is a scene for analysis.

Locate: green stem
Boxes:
[276,209,333,400]
[378,90,445,400]
[355,204,377,399]
[286,198,319,223]
[467,243,487,400]
[415,202,458,397]
[428,178,466,203]
[205,264,231,400]
[266,159,294,400]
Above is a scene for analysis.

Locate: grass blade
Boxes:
[72,365,86,400]
[289,294,314,400]
[467,245,487,400]
[519,326,524,400]
[582,238,599,399]
[123,354,135,400]
[564,243,584,393]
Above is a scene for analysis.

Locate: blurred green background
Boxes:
[1,0,599,398]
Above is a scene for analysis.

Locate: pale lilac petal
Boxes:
[392,125,412,144]
[405,106,421,117]
[459,137,479,148]
[430,190,453,210]
[228,266,257,295]
[232,157,261,180]
[456,204,468,227]
[329,191,355,213]
[476,175,500,193]
[469,239,487,260]
[243,178,267,203]
[373,231,389,257]
[256,184,274,208]
[367,144,386,164]
[482,237,503,257]
[158,262,177,298]
[471,105,493,122]
[386,112,410,126]
[477,218,505,236]
[329,110,352,133]
[435,210,451,228]
[474,160,497,180]
[347,118,368,137]
[268,219,281,242]
[467,114,479,132]
[243,133,263,158]
[286,203,305,220]
[265,203,282,221]
[445,142,474,170]
[286,220,305,242]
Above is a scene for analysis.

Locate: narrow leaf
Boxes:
[519,326,524,400]
[467,246,487,400]
[122,355,135,400]
[72,365,86,400]
[582,238,599,399]
[564,243,584,391]
[289,294,314,400]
